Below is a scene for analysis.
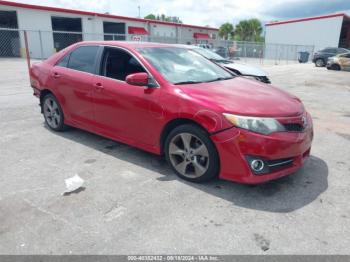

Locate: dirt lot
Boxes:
[0,59,350,254]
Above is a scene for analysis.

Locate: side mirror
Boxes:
[126,72,150,87]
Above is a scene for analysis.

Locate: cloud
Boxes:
[4,0,350,27]
[263,0,350,20]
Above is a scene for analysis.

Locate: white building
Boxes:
[0,0,218,58]
[265,13,350,52]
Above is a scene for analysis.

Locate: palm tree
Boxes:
[219,22,234,40]
[235,19,263,42]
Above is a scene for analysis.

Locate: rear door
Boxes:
[51,45,100,126]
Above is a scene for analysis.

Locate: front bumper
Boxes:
[211,114,313,184]
[326,60,338,69]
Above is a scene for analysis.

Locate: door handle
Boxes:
[94,82,104,91]
[52,72,60,79]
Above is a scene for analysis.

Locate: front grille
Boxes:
[283,123,304,132]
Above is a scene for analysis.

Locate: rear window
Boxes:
[67,46,99,74]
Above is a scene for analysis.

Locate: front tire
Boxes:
[330,64,341,71]
[315,58,325,67]
[42,94,66,131]
[165,124,219,183]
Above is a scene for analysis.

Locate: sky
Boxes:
[5,0,350,27]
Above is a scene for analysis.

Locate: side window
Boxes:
[57,53,70,67]
[344,53,350,58]
[68,46,99,74]
[100,47,146,81]
[323,48,334,53]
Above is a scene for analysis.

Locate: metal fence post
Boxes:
[23,30,31,73]
[39,30,44,60]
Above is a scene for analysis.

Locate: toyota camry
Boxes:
[30,41,313,184]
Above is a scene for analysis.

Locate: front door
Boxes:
[92,46,163,149]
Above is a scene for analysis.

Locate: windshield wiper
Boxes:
[174,80,203,85]
[210,59,232,64]
[205,77,234,83]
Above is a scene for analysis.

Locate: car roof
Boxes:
[76,41,195,50]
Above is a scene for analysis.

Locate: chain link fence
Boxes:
[0,28,314,65]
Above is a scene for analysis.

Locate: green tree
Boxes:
[144,14,156,20]
[218,22,234,40]
[144,13,182,23]
[234,19,263,42]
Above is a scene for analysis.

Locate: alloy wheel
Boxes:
[315,59,324,67]
[43,97,61,129]
[168,133,210,178]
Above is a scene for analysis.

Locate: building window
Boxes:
[103,21,126,40]
[0,10,20,57]
[51,16,83,51]
[51,16,82,32]
[0,10,18,28]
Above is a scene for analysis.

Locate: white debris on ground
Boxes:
[63,174,84,195]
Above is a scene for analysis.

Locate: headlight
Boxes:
[223,113,285,135]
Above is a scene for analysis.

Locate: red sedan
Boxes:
[30,41,313,184]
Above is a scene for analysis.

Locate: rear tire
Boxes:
[42,93,67,132]
[165,124,219,183]
[315,58,325,67]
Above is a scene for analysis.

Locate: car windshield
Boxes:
[137,47,233,84]
[192,47,226,61]
[339,48,350,54]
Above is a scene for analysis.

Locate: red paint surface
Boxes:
[30,41,313,184]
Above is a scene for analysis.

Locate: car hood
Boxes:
[223,62,267,77]
[178,77,304,117]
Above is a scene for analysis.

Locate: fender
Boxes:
[193,109,225,133]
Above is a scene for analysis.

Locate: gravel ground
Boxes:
[0,59,349,254]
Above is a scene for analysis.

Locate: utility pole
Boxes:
[138,6,140,18]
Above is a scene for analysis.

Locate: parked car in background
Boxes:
[30,41,313,184]
[188,45,271,83]
[327,52,350,71]
[312,47,349,67]
[196,43,212,49]
[213,46,229,58]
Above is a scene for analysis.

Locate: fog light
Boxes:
[250,159,264,172]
